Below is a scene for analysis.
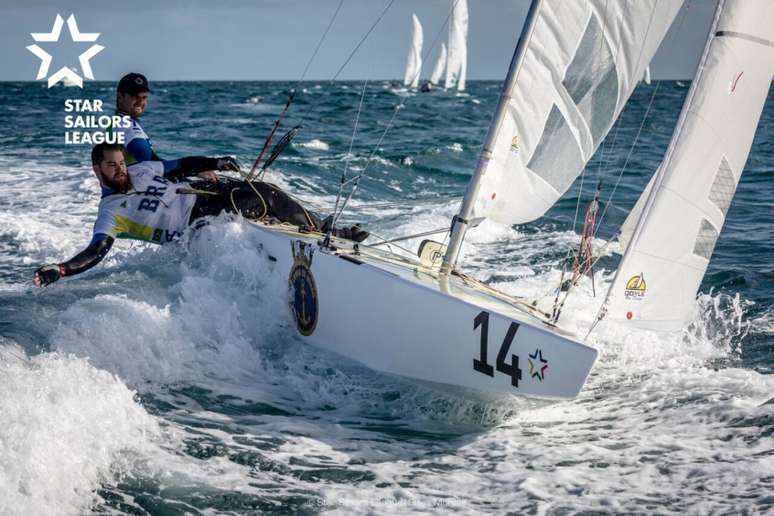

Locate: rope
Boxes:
[230,185,267,220]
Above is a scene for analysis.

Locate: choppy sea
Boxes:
[0,80,772,514]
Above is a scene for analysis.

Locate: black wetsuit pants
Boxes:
[188,179,322,229]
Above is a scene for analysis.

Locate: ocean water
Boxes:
[0,80,772,514]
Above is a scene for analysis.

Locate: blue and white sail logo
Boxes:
[26,14,103,88]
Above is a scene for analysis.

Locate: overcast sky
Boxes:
[1,0,716,82]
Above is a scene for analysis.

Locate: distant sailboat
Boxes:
[643,64,652,84]
[445,0,468,91]
[421,42,447,92]
[430,42,448,86]
[403,14,423,89]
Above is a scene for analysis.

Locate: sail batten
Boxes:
[602,0,774,331]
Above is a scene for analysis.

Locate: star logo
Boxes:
[528,348,548,382]
[26,14,104,88]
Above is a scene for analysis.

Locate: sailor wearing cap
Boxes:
[111,72,157,165]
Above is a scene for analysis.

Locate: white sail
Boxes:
[643,64,652,85]
[430,42,448,85]
[617,170,656,251]
[603,0,774,331]
[444,0,468,91]
[469,1,683,225]
[403,14,424,88]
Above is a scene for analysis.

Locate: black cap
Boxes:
[117,73,151,95]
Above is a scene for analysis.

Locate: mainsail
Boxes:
[444,0,468,91]
[430,42,448,86]
[403,14,424,88]
[469,0,683,225]
[602,0,774,331]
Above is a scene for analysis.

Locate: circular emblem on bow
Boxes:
[288,241,318,336]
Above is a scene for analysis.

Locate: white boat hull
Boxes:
[247,222,597,400]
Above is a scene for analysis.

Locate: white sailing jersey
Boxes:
[93,161,196,245]
[111,116,153,164]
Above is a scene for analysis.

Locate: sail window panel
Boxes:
[526,105,584,193]
[709,157,736,216]
[561,13,619,146]
[693,219,719,260]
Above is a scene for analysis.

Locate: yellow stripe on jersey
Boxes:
[113,214,154,242]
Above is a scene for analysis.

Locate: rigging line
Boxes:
[330,0,396,83]
[246,93,295,181]
[329,79,369,239]
[355,194,464,208]
[558,0,612,301]
[297,0,345,88]
[295,0,396,130]
[361,229,422,257]
[367,227,449,247]
[247,0,344,181]
[330,1,461,226]
[595,0,692,187]
[590,0,675,237]
[594,80,662,237]
[571,0,610,235]
[330,102,401,228]
[325,80,368,245]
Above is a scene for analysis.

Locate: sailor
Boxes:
[111,72,156,165]
[33,143,367,287]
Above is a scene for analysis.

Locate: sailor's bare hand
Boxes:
[197,170,219,182]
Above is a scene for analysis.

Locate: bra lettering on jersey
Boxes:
[138,199,160,212]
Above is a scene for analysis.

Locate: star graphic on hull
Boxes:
[26,14,104,88]
[528,348,548,382]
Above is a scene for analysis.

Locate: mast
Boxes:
[441,0,542,273]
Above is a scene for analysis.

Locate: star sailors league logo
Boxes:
[528,348,548,382]
[26,14,104,88]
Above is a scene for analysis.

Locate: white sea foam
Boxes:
[0,345,159,515]
[298,139,330,151]
[50,217,288,388]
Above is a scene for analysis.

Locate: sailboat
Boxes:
[444,0,468,92]
[241,0,772,400]
[403,14,423,89]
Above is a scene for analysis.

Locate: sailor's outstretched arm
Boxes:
[33,234,114,287]
[161,156,241,181]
